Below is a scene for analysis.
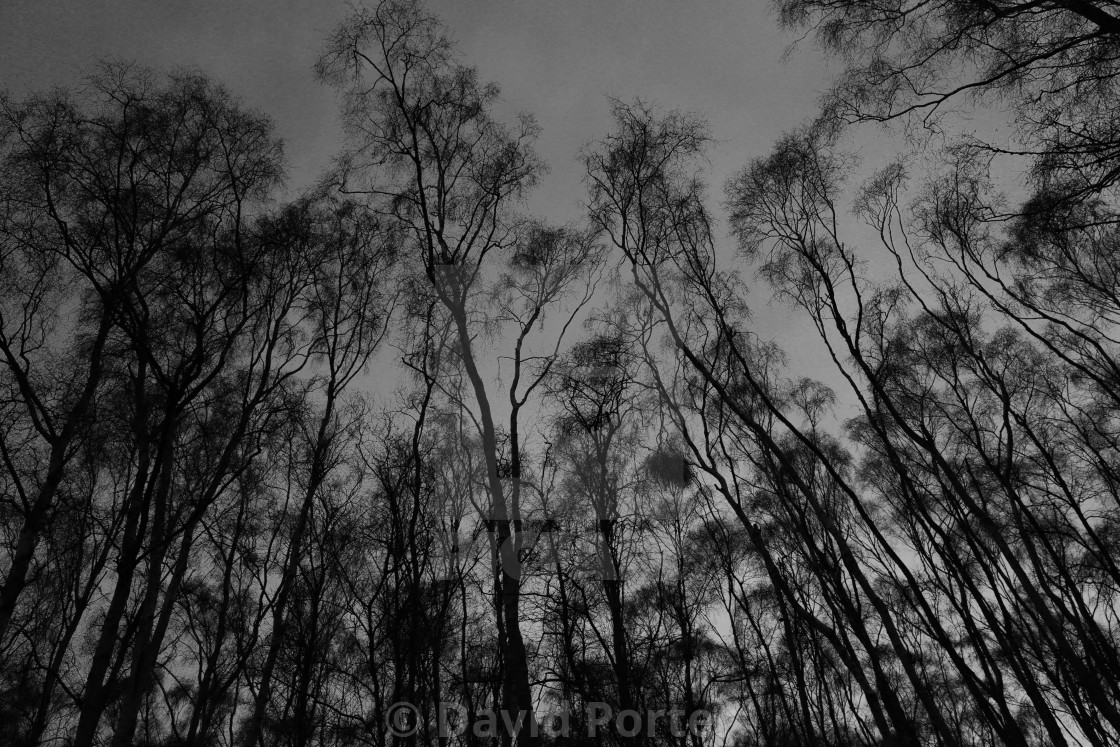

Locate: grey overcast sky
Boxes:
[0,0,831,214]
[0,0,843,386]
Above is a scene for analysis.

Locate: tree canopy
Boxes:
[3,1,1120,746]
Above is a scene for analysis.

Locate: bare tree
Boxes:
[317,3,604,741]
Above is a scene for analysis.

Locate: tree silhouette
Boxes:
[5,0,1120,745]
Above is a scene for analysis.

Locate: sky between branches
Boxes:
[0,0,831,215]
[0,0,929,413]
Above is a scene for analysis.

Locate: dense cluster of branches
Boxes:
[2,0,1120,745]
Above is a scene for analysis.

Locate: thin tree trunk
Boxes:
[0,311,115,642]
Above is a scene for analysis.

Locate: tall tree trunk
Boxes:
[448,307,538,745]
[242,398,335,747]
[0,311,114,643]
[74,419,174,747]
